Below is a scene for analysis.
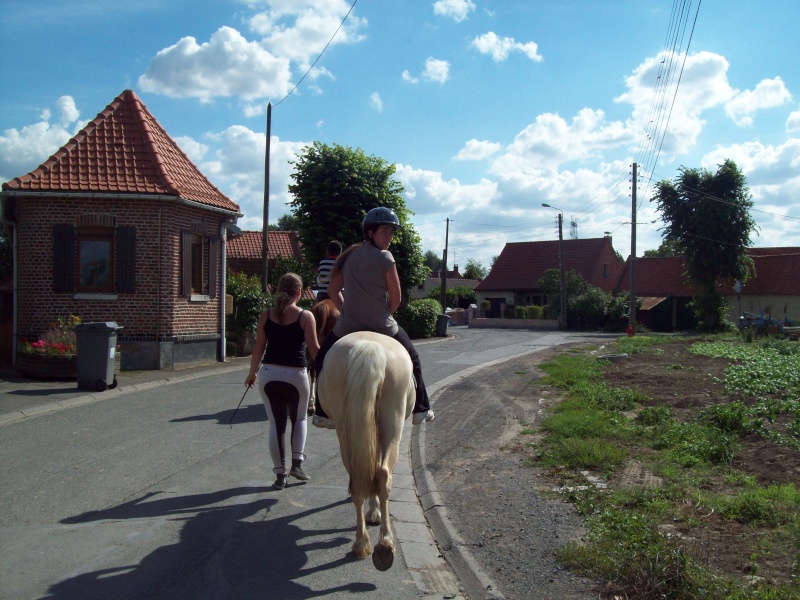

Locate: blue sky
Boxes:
[2,0,798,271]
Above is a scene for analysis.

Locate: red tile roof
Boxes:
[476,237,622,293]
[227,230,303,261]
[615,248,800,297]
[2,89,240,214]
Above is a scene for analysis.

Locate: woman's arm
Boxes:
[245,310,269,386]
[301,311,321,359]
[386,263,401,313]
[328,270,345,311]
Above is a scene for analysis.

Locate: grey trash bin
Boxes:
[75,322,123,391]
[436,314,450,337]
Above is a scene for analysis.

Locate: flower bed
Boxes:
[16,352,77,380]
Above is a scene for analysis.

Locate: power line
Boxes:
[273,0,359,107]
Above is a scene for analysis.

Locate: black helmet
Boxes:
[362,207,402,235]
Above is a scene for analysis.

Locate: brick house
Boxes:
[474,237,624,318]
[615,248,800,331]
[0,89,242,370]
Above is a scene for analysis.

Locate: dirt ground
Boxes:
[424,339,800,599]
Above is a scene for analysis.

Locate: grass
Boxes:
[529,336,800,599]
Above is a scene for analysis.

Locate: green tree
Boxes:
[538,268,590,318]
[462,258,487,280]
[288,142,426,299]
[423,250,442,272]
[270,214,300,231]
[644,238,682,258]
[652,159,758,330]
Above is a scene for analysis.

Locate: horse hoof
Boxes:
[372,542,394,571]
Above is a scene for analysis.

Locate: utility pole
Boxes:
[628,162,637,333]
[557,212,566,330]
[262,102,272,294]
[542,204,566,329]
[439,218,449,312]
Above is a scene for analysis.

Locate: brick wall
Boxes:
[15,196,227,345]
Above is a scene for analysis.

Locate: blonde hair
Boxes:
[274,273,303,320]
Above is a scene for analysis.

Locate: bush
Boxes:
[396,298,440,339]
[427,285,476,309]
[514,305,526,319]
[526,305,544,319]
[226,272,269,338]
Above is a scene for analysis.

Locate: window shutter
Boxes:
[53,224,75,293]
[117,226,136,293]
[181,230,192,296]
[208,235,219,298]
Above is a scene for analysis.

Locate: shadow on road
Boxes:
[46,489,367,599]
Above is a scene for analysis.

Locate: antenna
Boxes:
[570,217,578,240]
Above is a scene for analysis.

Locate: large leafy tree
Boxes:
[462,258,487,280]
[288,142,426,299]
[652,159,758,330]
[423,250,442,272]
[643,238,682,258]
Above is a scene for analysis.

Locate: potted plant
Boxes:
[16,315,80,379]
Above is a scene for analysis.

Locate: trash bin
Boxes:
[436,314,450,337]
[75,322,123,391]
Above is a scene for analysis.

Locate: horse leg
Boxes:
[365,494,381,524]
[371,463,395,571]
[351,490,372,559]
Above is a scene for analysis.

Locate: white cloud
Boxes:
[138,27,293,102]
[787,109,800,133]
[454,139,501,161]
[423,57,450,83]
[470,32,543,62]
[369,92,383,112]
[139,1,367,106]
[402,70,419,84]
[433,0,475,22]
[173,136,209,163]
[0,96,81,182]
[724,77,793,127]
[395,163,500,214]
[616,50,736,156]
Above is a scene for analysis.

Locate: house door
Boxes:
[488,298,504,318]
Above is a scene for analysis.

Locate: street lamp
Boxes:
[542,203,566,330]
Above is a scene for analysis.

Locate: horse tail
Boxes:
[343,339,386,500]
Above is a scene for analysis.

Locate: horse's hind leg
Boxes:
[371,464,395,571]
[365,494,381,525]
[352,491,372,559]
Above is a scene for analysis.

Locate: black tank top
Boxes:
[262,310,308,368]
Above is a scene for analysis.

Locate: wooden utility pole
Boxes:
[628,162,637,333]
[557,212,566,329]
[439,218,450,311]
[262,103,272,294]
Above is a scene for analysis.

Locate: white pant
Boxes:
[257,364,310,475]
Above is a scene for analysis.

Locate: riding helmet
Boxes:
[362,207,402,235]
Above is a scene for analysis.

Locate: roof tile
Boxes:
[227,231,304,261]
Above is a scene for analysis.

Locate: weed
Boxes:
[637,405,675,426]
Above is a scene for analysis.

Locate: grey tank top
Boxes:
[333,243,399,337]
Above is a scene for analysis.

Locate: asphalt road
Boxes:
[0,326,596,600]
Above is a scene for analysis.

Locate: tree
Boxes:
[652,159,758,330]
[538,268,590,318]
[644,238,682,258]
[270,214,300,231]
[288,142,426,298]
[423,250,442,272]
[462,259,487,280]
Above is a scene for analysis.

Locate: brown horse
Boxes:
[307,299,340,414]
[317,331,415,570]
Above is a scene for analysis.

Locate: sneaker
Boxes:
[290,462,310,481]
[412,409,435,425]
[312,415,336,429]
[273,474,288,490]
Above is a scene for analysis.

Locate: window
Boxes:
[182,229,218,298]
[603,263,609,279]
[53,222,136,294]
[77,228,114,293]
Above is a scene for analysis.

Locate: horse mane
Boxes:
[343,340,385,498]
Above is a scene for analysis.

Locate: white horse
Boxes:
[317,331,415,571]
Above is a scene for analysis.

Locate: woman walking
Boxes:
[245,273,321,489]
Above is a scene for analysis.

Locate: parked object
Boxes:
[436,314,450,337]
[75,322,123,391]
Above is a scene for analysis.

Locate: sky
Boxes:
[1,0,799,272]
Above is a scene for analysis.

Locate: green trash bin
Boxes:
[436,314,450,337]
[75,322,123,391]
